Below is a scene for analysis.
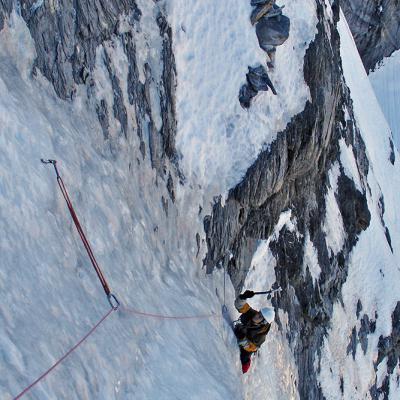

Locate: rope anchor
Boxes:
[108,293,120,310]
[42,158,117,310]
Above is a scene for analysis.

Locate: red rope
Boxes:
[12,308,115,400]
[12,304,217,398]
[121,305,218,320]
[55,171,111,296]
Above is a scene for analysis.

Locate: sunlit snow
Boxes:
[169,0,317,202]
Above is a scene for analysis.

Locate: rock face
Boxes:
[346,307,377,359]
[341,0,400,71]
[204,2,375,398]
[0,1,12,32]
[255,12,290,49]
[370,302,400,398]
[18,0,140,101]
[0,0,178,187]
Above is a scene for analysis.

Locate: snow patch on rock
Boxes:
[323,162,345,256]
[170,0,318,202]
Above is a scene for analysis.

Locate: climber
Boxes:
[234,290,275,373]
[251,0,290,70]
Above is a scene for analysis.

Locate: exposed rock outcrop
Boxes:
[347,313,377,359]
[341,0,400,71]
[370,302,400,399]
[205,1,372,398]
[239,65,276,108]
[19,0,141,100]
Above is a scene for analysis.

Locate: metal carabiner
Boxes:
[41,158,60,178]
[41,159,56,164]
[107,293,120,311]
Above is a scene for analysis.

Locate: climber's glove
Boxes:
[239,290,255,300]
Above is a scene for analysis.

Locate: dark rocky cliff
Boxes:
[204,1,375,398]
[341,0,400,72]
[0,0,12,31]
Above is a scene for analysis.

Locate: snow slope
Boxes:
[0,12,242,400]
[369,50,400,150]
[318,11,400,399]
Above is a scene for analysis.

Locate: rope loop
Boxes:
[42,159,113,300]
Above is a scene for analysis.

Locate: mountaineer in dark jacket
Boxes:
[234,290,275,373]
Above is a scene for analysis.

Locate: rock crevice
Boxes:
[1,0,179,196]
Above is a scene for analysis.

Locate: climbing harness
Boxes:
[41,159,119,310]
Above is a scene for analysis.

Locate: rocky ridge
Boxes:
[371,302,400,398]
[203,1,386,398]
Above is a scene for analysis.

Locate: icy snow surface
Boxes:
[318,11,400,400]
[339,137,363,192]
[169,0,317,202]
[369,50,400,150]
